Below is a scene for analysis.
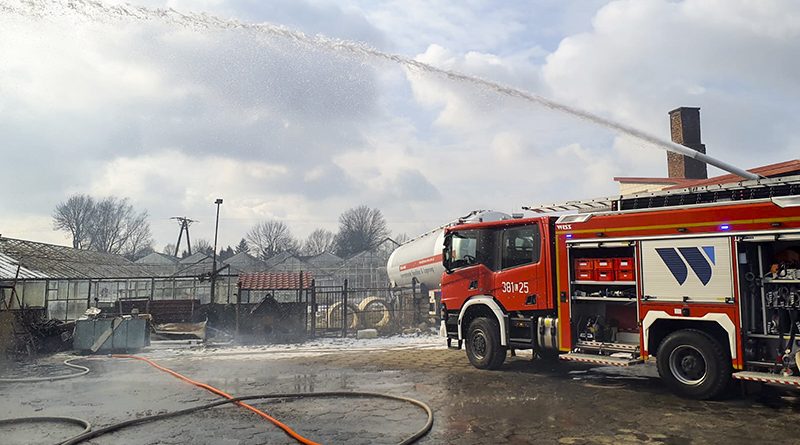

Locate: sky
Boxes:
[1,0,799,252]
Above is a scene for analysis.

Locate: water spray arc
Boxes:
[1,0,759,180]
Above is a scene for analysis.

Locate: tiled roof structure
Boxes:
[615,159,800,191]
[663,159,800,190]
[238,271,314,290]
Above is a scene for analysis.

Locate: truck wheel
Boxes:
[656,329,731,400]
[465,316,507,369]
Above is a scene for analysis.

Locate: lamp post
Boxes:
[211,198,223,305]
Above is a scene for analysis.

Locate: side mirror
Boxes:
[442,245,452,273]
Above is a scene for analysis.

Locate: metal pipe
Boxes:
[669,143,760,180]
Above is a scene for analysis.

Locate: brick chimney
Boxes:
[667,107,708,179]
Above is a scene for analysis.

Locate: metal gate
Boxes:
[310,280,349,338]
[309,279,420,338]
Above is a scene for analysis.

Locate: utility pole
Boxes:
[211,199,223,305]
[171,217,196,257]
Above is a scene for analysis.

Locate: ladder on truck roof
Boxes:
[523,174,800,214]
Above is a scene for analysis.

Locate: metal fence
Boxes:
[4,273,435,343]
[233,278,430,341]
[308,279,428,338]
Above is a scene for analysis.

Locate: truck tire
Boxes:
[656,329,731,400]
[465,316,507,370]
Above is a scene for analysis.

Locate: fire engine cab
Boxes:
[440,175,800,399]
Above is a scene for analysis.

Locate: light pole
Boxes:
[211,198,223,305]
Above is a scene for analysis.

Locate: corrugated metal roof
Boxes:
[238,272,314,290]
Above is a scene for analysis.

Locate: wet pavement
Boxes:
[1,337,799,444]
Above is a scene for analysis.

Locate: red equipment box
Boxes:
[574,259,594,270]
[594,258,614,271]
[615,257,634,271]
[596,270,615,281]
[575,269,595,281]
[616,270,635,281]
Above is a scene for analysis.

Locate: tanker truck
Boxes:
[387,210,511,291]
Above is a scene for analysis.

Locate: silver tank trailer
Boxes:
[387,210,511,290]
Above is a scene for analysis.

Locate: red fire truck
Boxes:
[440,175,800,399]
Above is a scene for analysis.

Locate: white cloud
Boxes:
[542,0,800,169]
[1,0,798,250]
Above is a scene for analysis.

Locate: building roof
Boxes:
[222,252,268,273]
[0,252,49,280]
[305,252,342,265]
[136,252,180,265]
[262,251,295,267]
[179,252,212,264]
[612,177,696,186]
[0,237,225,280]
[614,159,800,191]
[663,159,800,190]
[340,249,386,265]
[238,272,314,290]
[0,237,159,279]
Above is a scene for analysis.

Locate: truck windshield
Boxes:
[446,229,496,270]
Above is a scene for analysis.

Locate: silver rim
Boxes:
[668,345,708,386]
[470,328,488,360]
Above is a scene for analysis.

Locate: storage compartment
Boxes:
[737,235,800,371]
[568,242,640,355]
[570,300,639,345]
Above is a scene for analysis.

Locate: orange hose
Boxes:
[111,354,320,445]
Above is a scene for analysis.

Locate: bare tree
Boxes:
[89,197,152,255]
[53,194,153,256]
[192,239,214,256]
[246,220,299,260]
[302,228,336,256]
[123,220,155,261]
[53,194,95,248]
[334,205,390,257]
[163,243,177,256]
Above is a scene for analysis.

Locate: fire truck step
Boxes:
[447,338,462,350]
[560,353,643,367]
[732,371,800,387]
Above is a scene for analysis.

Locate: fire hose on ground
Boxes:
[0,355,434,445]
[0,358,90,383]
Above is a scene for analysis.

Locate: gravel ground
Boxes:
[1,336,799,445]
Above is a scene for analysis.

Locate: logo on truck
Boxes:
[655,246,715,286]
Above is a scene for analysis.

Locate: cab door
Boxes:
[493,222,548,311]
